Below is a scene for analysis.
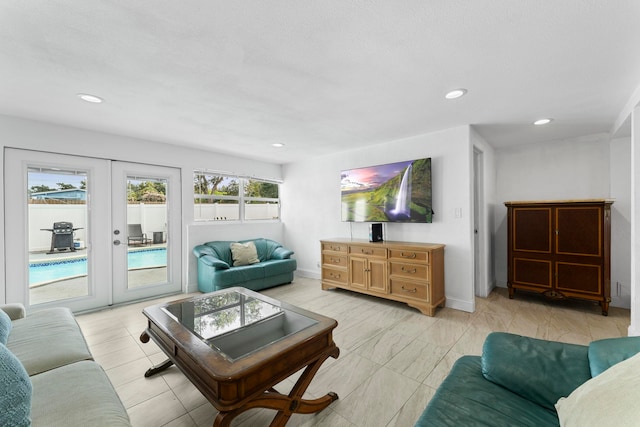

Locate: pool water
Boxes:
[29,248,167,285]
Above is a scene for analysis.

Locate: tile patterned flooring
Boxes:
[76,277,630,427]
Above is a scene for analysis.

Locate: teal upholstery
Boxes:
[193,238,296,292]
[416,332,640,427]
[0,343,32,427]
[0,310,11,345]
[588,336,640,376]
[482,333,591,410]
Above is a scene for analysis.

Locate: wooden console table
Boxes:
[320,238,445,316]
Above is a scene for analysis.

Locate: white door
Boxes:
[4,149,182,312]
[111,162,181,304]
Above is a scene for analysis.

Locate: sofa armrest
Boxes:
[588,336,640,376]
[481,332,591,411]
[1,303,26,320]
[271,247,294,260]
[198,255,230,269]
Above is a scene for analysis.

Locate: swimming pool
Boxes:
[29,248,167,285]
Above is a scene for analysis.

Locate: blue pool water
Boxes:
[29,248,167,285]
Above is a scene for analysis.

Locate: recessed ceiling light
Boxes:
[533,118,553,125]
[77,93,104,103]
[272,143,285,148]
[445,89,467,100]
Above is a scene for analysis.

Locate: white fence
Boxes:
[29,203,279,252]
[29,204,167,252]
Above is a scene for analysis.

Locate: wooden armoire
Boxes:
[505,199,613,315]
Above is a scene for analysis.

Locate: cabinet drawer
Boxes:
[349,245,387,258]
[388,249,429,264]
[390,280,429,301]
[322,254,347,267]
[322,267,348,285]
[322,242,348,253]
[389,262,429,280]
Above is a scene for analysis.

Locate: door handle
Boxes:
[113,240,121,246]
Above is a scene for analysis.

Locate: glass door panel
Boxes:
[28,167,89,305]
[5,149,111,313]
[126,176,168,288]
[112,162,181,304]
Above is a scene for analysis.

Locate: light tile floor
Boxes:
[76,277,631,427]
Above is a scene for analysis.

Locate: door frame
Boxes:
[111,161,182,304]
[3,149,183,313]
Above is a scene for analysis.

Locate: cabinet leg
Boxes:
[508,285,515,299]
[601,300,609,316]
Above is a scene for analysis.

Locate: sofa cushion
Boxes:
[0,309,11,345]
[416,355,558,427]
[0,343,32,427]
[588,336,640,377]
[30,360,130,427]
[230,241,260,266]
[261,259,297,276]
[555,351,640,427]
[481,332,590,411]
[7,307,92,376]
[213,263,265,286]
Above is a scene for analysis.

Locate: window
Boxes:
[194,172,280,221]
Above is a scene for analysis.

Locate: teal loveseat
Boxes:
[416,332,640,427]
[193,238,297,293]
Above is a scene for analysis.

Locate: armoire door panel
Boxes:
[556,262,601,295]
[513,208,552,253]
[556,207,601,256]
[513,258,552,288]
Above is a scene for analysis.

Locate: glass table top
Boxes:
[162,288,318,360]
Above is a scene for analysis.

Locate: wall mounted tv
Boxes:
[341,157,432,223]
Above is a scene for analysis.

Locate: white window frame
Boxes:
[193,171,281,222]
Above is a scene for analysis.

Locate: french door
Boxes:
[4,149,182,313]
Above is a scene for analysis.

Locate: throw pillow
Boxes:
[555,350,640,427]
[230,242,260,266]
[0,343,32,427]
[0,310,11,345]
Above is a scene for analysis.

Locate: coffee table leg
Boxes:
[214,346,339,427]
[144,359,174,378]
[140,330,174,377]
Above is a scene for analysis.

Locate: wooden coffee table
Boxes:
[140,287,340,427]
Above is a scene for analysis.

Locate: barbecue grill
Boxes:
[41,221,83,254]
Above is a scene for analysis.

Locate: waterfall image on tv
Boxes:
[341,157,432,223]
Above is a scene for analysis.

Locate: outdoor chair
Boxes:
[127,224,150,246]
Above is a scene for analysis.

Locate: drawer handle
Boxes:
[401,267,417,274]
[330,258,341,263]
[361,249,372,255]
[330,273,341,279]
[401,286,417,293]
[331,246,341,251]
[401,252,416,259]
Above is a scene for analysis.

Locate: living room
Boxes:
[2,2,640,426]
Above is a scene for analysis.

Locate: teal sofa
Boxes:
[193,238,297,293]
[416,332,640,427]
[1,303,130,427]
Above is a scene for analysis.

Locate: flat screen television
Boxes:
[341,157,432,223]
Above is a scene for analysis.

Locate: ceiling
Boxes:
[1,1,639,164]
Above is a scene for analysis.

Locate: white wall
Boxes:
[492,132,632,307]
[610,136,632,308]
[630,105,640,336]
[0,115,283,301]
[282,125,480,312]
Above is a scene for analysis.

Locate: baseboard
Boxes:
[445,296,475,313]
[295,269,320,280]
